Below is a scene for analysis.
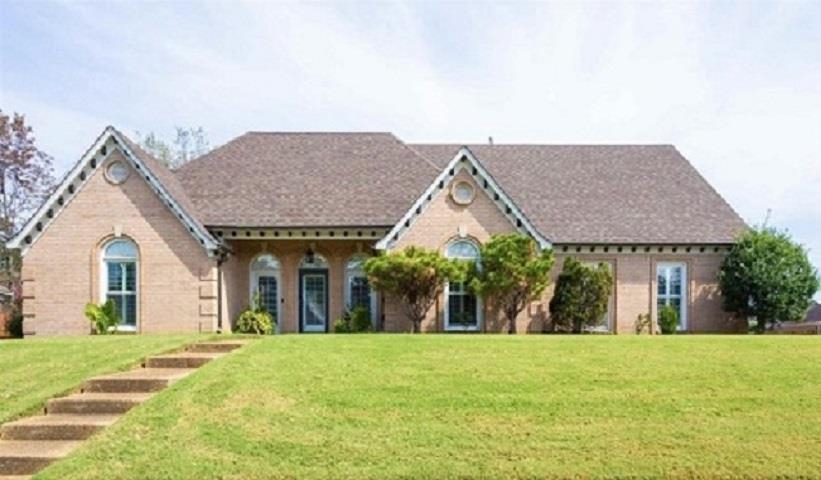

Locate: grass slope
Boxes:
[37,336,821,479]
[0,334,207,424]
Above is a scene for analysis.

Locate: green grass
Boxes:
[35,335,821,479]
[0,334,210,424]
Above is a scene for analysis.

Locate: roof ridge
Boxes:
[409,143,677,147]
[245,131,394,135]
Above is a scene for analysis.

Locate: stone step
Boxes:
[0,440,81,475]
[46,392,154,415]
[187,341,247,353]
[0,415,117,441]
[82,368,195,393]
[145,352,222,369]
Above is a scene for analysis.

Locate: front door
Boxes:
[300,270,328,333]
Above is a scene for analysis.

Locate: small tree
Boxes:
[549,258,613,333]
[470,234,555,334]
[719,227,819,333]
[364,246,466,333]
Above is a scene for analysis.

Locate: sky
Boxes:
[1,0,819,298]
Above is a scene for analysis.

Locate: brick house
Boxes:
[6,127,747,335]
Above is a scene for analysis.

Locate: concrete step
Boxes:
[145,352,222,369]
[187,341,246,353]
[0,415,117,441]
[0,440,81,475]
[46,392,154,415]
[83,368,195,393]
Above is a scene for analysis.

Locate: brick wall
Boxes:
[382,170,738,334]
[22,151,216,335]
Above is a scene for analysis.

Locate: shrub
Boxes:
[7,312,23,338]
[84,300,120,334]
[635,313,653,334]
[235,293,274,335]
[549,258,613,333]
[658,305,679,334]
[334,306,373,333]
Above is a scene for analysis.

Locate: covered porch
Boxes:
[219,233,383,333]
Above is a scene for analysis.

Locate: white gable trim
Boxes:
[375,147,551,251]
[7,127,220,256]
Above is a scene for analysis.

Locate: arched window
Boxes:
[345,254,376,324]
[445,239,481,331]
[102,239,138,330]
[250,254,281,325]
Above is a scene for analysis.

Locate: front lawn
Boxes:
[0,334,209,424]
[37,335,821,479]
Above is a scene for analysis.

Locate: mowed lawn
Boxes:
[0,334,208,424]
[36,335,821,479]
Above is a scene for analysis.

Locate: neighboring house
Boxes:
[806,302,821,323]
[5,127,748,335]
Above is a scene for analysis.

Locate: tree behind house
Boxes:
[0,110,56,235]
[549,257,613,333]
[0,110,56,300]
[364,246,466,333]
[470,234,555,334]
[137,127,210,169]
[719,227,819,333]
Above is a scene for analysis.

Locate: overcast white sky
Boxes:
[1,1,819,297]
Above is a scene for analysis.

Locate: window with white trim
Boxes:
[345,255,372,311]
[657,262,687,330]
[445,240,481,331]
[102,239,138,330]
[250,254,281,323]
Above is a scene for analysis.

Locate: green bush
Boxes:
[334,306,373,333]
[8,312,23,338]
[658,305,679,334]
[84,300,120,334]
[235,293,274,335]
[549,258,613,334]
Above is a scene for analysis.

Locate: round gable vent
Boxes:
[105,161,130,185]
[451,180,475,205]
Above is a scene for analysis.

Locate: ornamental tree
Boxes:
[549,257,613,333]
[470,234,555,334]
[0,110,56,234]
[364,246,466,333]
[719,227,819,333]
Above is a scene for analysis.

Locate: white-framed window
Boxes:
[657,262,687,331]
[345,254,377,325]
[250,254,281,330]
[584,261,614,332]
[444,239,481,331]
[101,239,138,331]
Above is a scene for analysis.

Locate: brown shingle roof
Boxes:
[175,132,439,228]
[174,133,746,244]
[409,144,747,244]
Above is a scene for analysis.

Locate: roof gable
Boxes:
[375,147,550,250]
[7,127,220,256]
